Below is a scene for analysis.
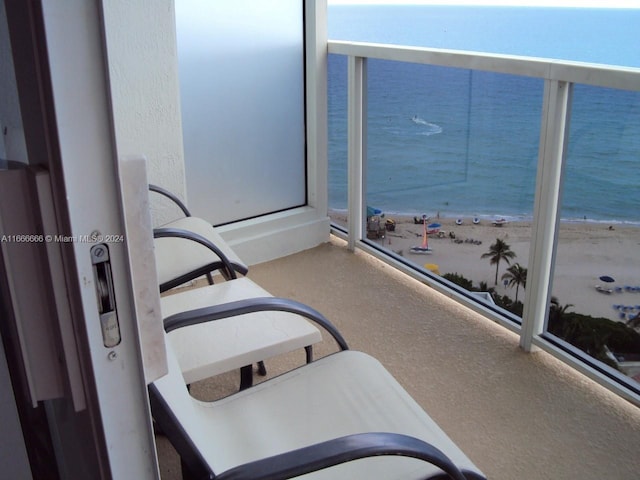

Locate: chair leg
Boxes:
[205,272,214,285]
[239,365,253,390]
[180,457,210,480]
[305,345,314,363]
[240,352,310,391]
[240,363,266,391]
[180,458,197,480]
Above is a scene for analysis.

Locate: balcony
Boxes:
[5,3,636,478]
[166,6,639,415]
[148,39,640,480]
[155,236,640,479]
[324,40,640,406]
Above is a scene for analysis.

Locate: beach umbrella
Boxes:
[366,206,382,217]
[599,275,615,283]
[426,223,441,234]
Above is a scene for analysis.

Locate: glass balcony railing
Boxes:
[328,41,640,404]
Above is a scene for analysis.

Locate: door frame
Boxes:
[4,1,160,477]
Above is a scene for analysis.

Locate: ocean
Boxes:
[327,6,640,224]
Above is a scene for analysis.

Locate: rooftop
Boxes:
[155,236,640,480]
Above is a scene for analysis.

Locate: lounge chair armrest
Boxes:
[216,432,472,480]
[154,227,243,280]
[149,183,191,217]
[163,297,349,351]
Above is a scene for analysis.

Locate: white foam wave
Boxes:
[411,115,443,135]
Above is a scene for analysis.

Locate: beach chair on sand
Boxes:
[150,184,248,293]
[150,299,487,480]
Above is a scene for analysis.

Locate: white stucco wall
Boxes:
[100,0,186,226]
[97,0,329,265]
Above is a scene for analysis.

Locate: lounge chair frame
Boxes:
[150,184,248,292]
[154,227,239,289]
[150,299,487,480]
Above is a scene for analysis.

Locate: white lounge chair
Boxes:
[149,184,321,387]
[150,298,486,480]
[150,184,248,293]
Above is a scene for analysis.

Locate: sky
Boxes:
[328,0,640,7]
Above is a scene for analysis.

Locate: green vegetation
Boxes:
[481,238,516,286]
[501,263,527,303]
[441,272,473,290]
[441,274,640,370]
[548,298,640,368]
[443,272,523,316]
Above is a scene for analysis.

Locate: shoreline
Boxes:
[329,208,640,228]
[330,211,640,324]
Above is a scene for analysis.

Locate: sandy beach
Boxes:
[331,212,640,323]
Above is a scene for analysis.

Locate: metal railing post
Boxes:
[347,56,366,251]
[520,79,573,351]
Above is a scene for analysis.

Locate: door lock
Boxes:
[91,244,121,348]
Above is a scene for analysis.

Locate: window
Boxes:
[175,0,306,225]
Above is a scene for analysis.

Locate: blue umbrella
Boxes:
[366,206,382,217]
[599,275,615,283]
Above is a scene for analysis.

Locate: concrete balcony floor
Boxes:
[155,236,640,480]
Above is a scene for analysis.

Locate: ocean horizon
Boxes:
[327,5,640,225]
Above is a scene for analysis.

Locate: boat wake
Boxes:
[411,115,443,136]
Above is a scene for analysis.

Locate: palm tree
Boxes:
[549,296,574,319]
[481,238,516,286]
[548,296,575,336]
[501,263,527,302]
